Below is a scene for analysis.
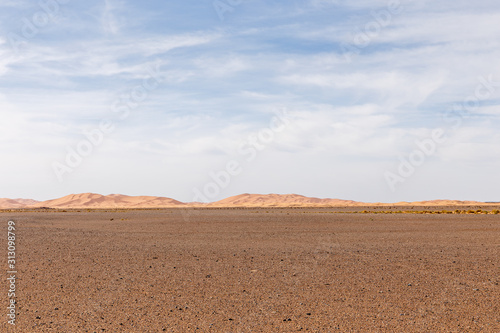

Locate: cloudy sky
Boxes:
[1,0,499,202]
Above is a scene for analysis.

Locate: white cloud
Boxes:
[194,55,249,77]
[1,0,499,201]
[101,0,122,35]
[279,69,447,110]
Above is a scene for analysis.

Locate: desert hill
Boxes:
[209,193,359,207]
[0,193,495,209]
[209,195,488,207]
[0,198,40,209]
[30,193,185,209]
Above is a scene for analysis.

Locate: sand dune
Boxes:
[30,193,185,209]
[14,198,40,206]
[209,194,488,207]
[0,198,39,208]
[209,193,359,207]
[0,193,494,209]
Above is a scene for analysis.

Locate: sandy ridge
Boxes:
[0,193,496,209]
[0,198,40,208]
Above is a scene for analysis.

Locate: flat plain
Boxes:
[2,207,499,332]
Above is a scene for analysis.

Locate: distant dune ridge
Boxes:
[0,198,40,208]
[29,193,185,209]
[208,193,359,207]
[0,193,495,209]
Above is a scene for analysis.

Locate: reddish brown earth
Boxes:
[1,208,499,332]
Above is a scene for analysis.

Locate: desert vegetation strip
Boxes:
[295,209,500,215]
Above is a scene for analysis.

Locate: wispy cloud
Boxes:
[0,0,499,201]
[101,0,122,35]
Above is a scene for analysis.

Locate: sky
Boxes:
[0,0,499,203]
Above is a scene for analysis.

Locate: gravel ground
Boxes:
[1,208,499,332]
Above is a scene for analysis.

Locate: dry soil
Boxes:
[1,208,499,332]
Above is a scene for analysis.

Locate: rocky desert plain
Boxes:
[1,193,499,332]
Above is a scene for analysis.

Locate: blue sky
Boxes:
[1,0,499,202]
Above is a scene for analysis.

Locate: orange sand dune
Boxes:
[30,193,185,209]
[209,193,359,207]
[0,193,496,209]
[0,198,40,208]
